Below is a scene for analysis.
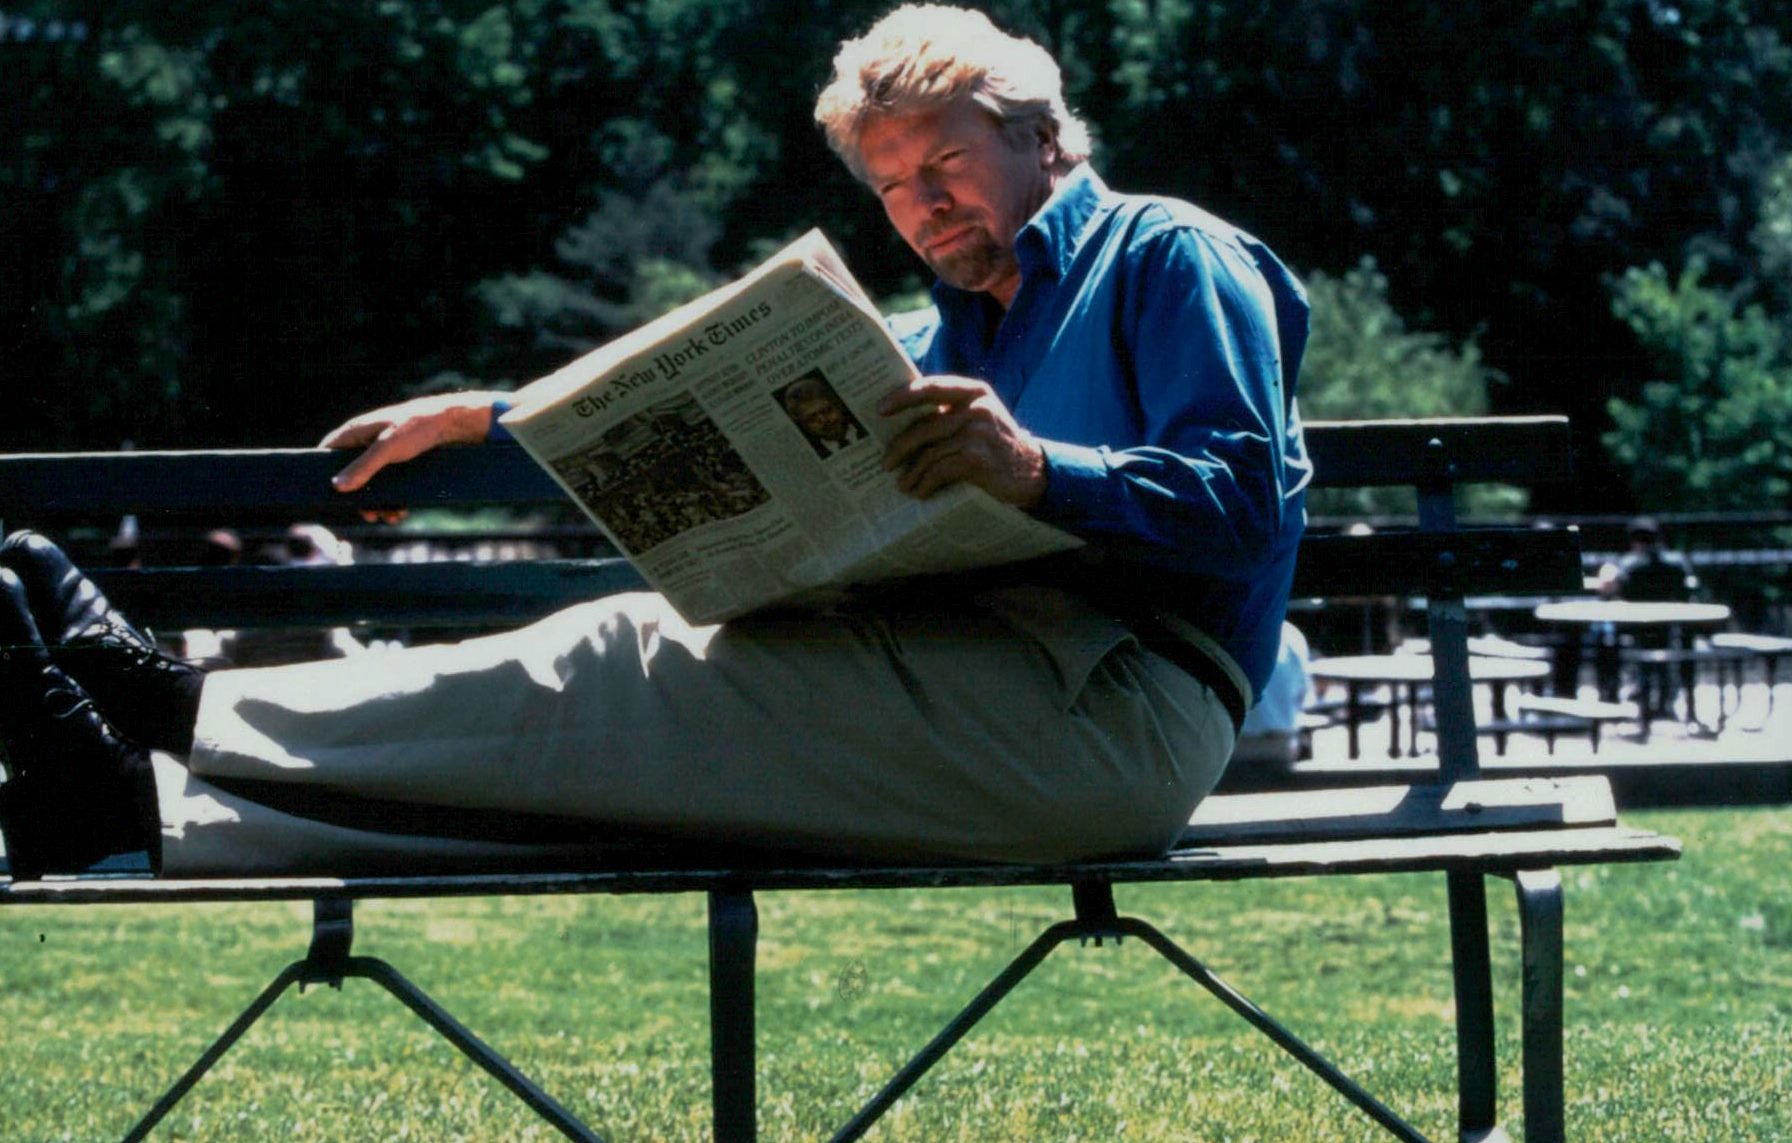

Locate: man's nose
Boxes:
[915,174,952,213]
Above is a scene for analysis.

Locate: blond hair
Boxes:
[814,4,1092,182]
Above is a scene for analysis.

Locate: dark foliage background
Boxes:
[4,0,1789,514]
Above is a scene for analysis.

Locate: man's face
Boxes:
[791,390,851,443]
[857,98,1056,307]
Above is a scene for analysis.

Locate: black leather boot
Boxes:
[0,568,160,880]
[0,529,203,753]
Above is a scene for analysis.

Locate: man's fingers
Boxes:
[321,391,504,495]
[322,412,406,492]
[318,417,385,450]
[897,442,974,499]
[359,508,410,525]
[892,446,953,498]
[884,405,973,471]
[884,391,1046,507]
[330,427,415,493]
[330,448,385,494]
[877,376,988,417]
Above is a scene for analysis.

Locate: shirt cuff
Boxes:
[487,399,515,443]
[1033,439,1120,530]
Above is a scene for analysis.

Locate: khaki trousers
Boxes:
[154,587,1236,876]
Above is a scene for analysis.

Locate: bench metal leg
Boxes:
[124,898,603,1143]
[1346,681,1365,759]
[1446,871,1500,1141]
[351,956,604,1141]
[1448,869,1573,1143]
[832,881,1431,1143]
[1515,870,1565,1143]
[1126,916,1431,1142]
[708,888,759,1143]
[829,912,1081,1142]
[122,961,310,1142]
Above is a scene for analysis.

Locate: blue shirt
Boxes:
[890,166,1311,695]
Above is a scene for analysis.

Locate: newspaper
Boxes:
[498,230,1081,624]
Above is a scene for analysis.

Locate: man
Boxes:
[0,5,1308,879]
[1591,516,1699,709]
[779,371,869,458]
[1226,622,1314,777]
[1597,517,1696,603]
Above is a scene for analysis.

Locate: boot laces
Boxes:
[76,620,192,675]
[41,677,99,723]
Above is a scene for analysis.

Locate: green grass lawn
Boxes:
[2,806,1788,1141]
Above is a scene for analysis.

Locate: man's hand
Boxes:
[879,376,1047,507]
[321,391,509,493]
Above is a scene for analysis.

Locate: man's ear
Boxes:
[1034,122,1058,170]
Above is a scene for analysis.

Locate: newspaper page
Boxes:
[498,230,1081,624]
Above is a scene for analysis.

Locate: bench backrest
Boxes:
[0,415,1581,782]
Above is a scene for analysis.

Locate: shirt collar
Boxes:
[1016,163,1111,280]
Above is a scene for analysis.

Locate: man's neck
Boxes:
[984,168,1066,310]
[986,269,1024,310]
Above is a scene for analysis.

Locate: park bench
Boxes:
[0,415,1679,1143]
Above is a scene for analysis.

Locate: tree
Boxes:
[1054,0,1792,507]
[7,0,1792,494]
[2,1,562,448]
[1,0,784,448]
[1604,181,1792,513]
[1299,256,1521,518]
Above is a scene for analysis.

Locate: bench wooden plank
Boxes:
[1290,527,1583,598]
[1304,416,1573,487]
[0,418,1574,521]
[0,824,1678,904]
[1304,419,1569,490]
[93,559,647,631]
[0,446,564,518]
[77,529,1583,632]
[1180,776,1615,847]
[2,777,1631,898]
[1513,695,1636,721]
[1235,749,1791,810]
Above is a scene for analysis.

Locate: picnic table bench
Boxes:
[0,415,1679,1142]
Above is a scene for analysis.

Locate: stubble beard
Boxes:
[922,221,1016,294]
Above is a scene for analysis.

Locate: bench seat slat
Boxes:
[0,823,1677,904]
[1290,527,1583,599]
[0,418,1573,519]
[93,560,648,631]
[0,447,564,516]
[1304,416,1573,487]
[1180,776,1615,847]
[78,527,1584,633]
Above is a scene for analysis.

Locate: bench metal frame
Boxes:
[0,417,1678,1141]
[12,826,1669,1143]
[121,896,603,1143]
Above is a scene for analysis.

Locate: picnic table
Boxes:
[1309,652,1549,759]
[1533,600,1734,733]
[1531,600,1732,628]
[1710,632,1792,718]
